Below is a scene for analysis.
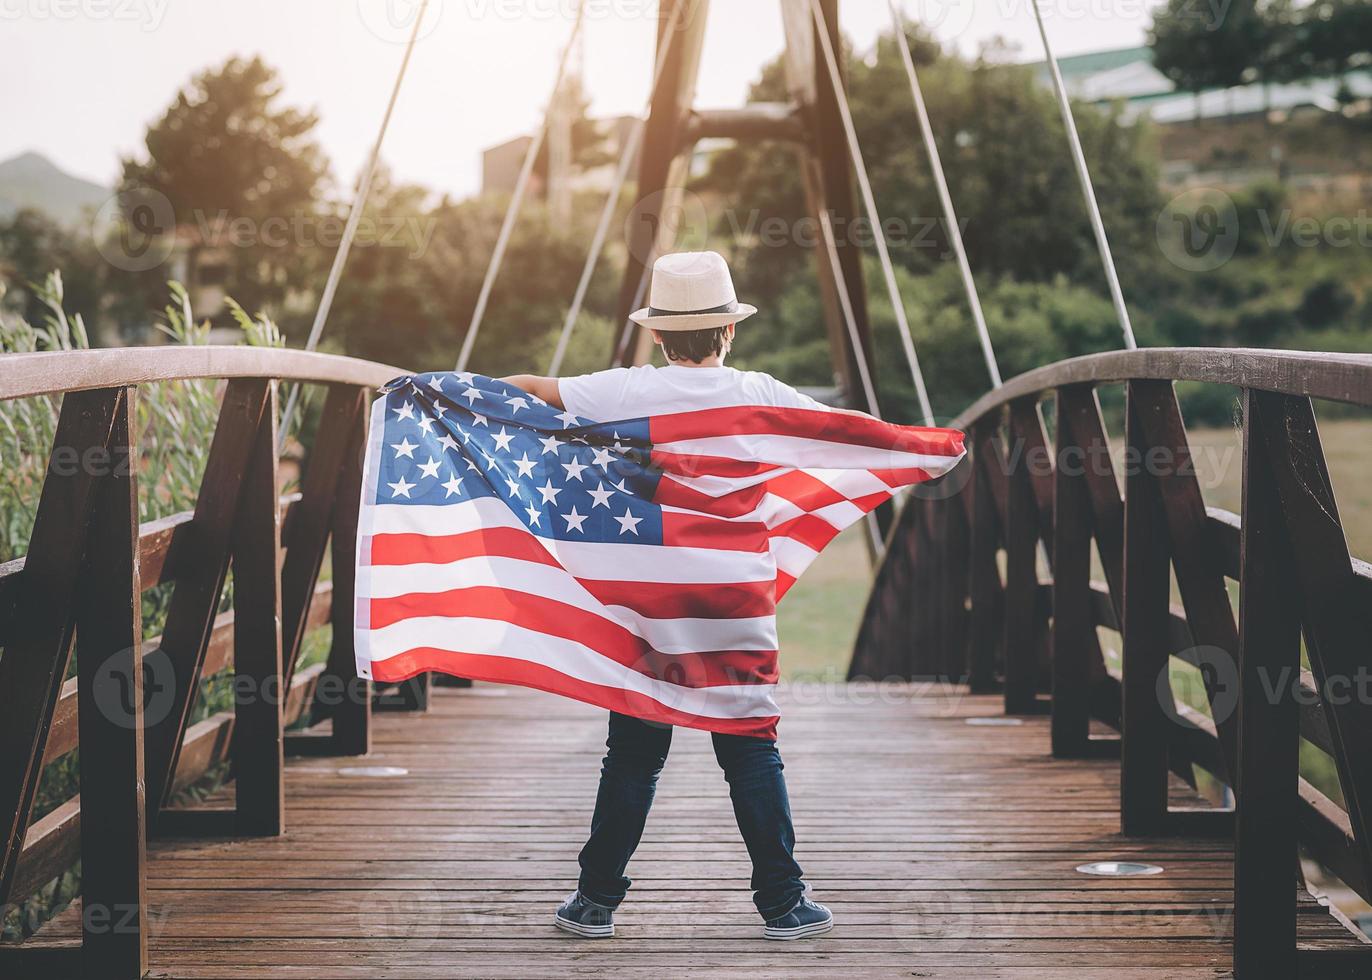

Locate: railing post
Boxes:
[144,379,272,823]
[0,387,123,904]
[1120,380,1171,835]
[1051,385,1093,757]
[231,381,285,837]
[940,485,971,682]
[74,386,148,979]
[1232,388,1300,978]
[967,420,1003,693]
[328,388,372,755]
[1003,399,1041,714]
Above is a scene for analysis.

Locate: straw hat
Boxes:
[628,251,757,332]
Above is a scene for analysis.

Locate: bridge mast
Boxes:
[611,0,880,418]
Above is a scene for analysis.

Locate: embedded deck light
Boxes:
[337,766,409,777]
[1076,861,1164,877]
[965,717,1024,726]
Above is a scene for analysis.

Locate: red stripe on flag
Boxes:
[370,650,779,738]
[764,470,849,511]
[581,577,774,619]
[769,513,841,552]
[662,511,768,552]
[649,448,780,480]
[651,405,966,456]
[652,474,766,517]
[370,586,777,688]
[369,527,559,568]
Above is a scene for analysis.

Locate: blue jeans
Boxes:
[577,712,806,920]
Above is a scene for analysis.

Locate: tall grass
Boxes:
[0,272,291,940]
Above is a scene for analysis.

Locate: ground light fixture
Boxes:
[1076,861,1165,877]
[964,717,1024,726]
[337,766,410,777]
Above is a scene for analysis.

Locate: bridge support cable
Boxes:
[547,0,686,377]
[818,206,886,558]
[1028,0,1138,351]
[808,0,934,427]
[885,0,1001,389]
[456,1,588,372]
[279,0,430,447]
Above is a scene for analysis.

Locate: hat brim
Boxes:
[628,303,756,332]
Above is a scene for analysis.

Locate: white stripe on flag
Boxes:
[365,615,779,719]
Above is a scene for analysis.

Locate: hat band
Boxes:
[646,299,738,318]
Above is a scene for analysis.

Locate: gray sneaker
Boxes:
[763,897,834,940]
[554,890,615,938]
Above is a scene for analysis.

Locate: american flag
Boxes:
[354,372,965,738]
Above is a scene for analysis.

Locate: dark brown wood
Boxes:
[326,394,371,756]
[1129,380,1238,781]
[611,0,706,366]
[1232,388,1301,978]
[1120,381,1172,836]
[940,489,971,681]
[1003,400,1042,714]
[968,419,1004,692]
[11,684,1367,977]
[72,386,148,978]
[1051,386,1094,757]
[0,386,122,902]
[280,385,365,687]
[230,383,285,837]
[145,378,271,823]
[1256,390,1372,894]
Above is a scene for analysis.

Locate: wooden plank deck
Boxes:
[46,682,1371,977]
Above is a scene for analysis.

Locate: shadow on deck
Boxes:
[34,681,1366,978]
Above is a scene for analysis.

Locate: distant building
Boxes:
[1028,45,1372,125]
[480,115,642,199]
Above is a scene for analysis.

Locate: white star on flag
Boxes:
[555,410,580,429]
[506,395,529,414]
[538,434,561,455]
[493,427,515,452]
[441,474,464,497]
[462,387,483,405]
[427,375,444,391]
[561,507,587,533]
[587,482,613,508]
[614,508,642,535]
[505,475,523,498]
[387,476,415,498]
[513,453,537,478]
[392,437,418,459]
[536,480,561,504]
[418,416,436,435]
[391,401,415,421]
[417,456,441,479]
[470,412,489,427]
[590,446,614,468]
[561,458,588,482]
[524,503,543,527]
[437,434,459,453]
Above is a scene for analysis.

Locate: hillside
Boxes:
[0,151,109,228]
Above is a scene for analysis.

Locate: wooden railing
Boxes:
[853,347,1372,977]
[0,347,408,978]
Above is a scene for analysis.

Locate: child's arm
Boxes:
[499,374,564,410]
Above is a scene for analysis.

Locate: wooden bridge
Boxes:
[3,345,1372,978]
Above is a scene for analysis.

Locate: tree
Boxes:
[119,56,330,319]
[1150,0,1271,93]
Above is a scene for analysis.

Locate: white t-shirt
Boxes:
[558,364,828,422]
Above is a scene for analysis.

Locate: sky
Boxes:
[0,0,1163,201]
